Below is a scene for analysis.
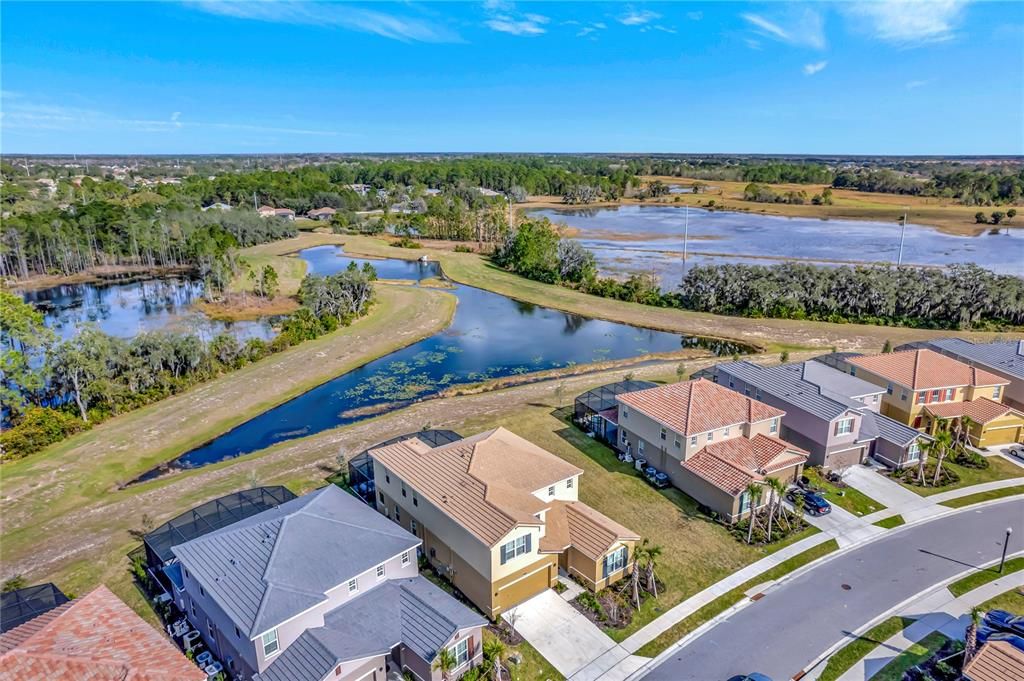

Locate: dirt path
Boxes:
[0,284,455,545]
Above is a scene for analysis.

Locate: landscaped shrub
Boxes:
[0,407,90,461]
[574,591,606,621]
[890,463,961,488]
[952,447,989,469]
[454,244,474,253]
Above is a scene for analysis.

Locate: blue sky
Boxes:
[2,1,1022,155]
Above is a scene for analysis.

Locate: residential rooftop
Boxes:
[918,338,1024,381]
[845,349,1006,390]
[617,378,784,436]
[540,500,640,560]
[923,397,1023,424]
[369,427,584,547]
[171,485,420,638]
[962,640,1024,681]
[682,434,808,496]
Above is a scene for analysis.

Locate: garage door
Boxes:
[495,563,552,613]
[826,446,864,470]
[983,425,1022,446]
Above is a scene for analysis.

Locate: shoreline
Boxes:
[5,264,196,293]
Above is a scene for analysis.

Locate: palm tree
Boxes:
[643,540,662,597]
[433,647,458,681]
[932,429,954,486]
[965,606,984,664]
[629,543,645,609]
[744,483,763,544]
[958,415,976,449]
[917,438,932,486]
[483,636,506,681]
[765,477,785,541]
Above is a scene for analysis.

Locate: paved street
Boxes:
[642,497,1024,681]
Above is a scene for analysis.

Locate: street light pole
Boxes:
[999,527,1013,572]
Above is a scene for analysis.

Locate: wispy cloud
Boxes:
[842,0,970,46]
[687,11,703,21]
[905,78,935,89]
[483,2,549,36]
[186,1,461,43]
[742,8,826,49]
[618,7,661,26]
[803,60,828,76]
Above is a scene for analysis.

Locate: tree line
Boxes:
[743,183,834,205]
[490,220,1024,329]
[0,263,377,461]
[832,167,1024,205]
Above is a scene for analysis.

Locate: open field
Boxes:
[337,233,1022,353]
[519,176,1024,237]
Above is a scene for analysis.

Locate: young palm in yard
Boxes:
[630,542,645,609]
[483,636,507,681]
[932,428,954,486]
[745,483,763,544]
[765,477,784,541]
[433,647,457,681]
[965,606,983,664]
[643,540,663,598]
[918,439,932,485]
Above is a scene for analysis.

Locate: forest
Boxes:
[491,220,1024,329]
[0,263,377,460]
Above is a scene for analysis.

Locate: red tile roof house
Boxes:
[0,585,204,681]
[615,379,809,522]
[257,205,296,220]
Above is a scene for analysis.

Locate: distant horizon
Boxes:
[3,1,1022,155]
[7,152,1024,161]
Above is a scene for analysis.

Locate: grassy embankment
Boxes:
[337,234,1019,355]
[816,616,913,681]
[948,557,1024,597]
[620,176,1023,237]
[940,484,1024,508]
[898,457,1024,497]
[0,280,455,610]
[978,585,1024,612]
[871,631,951,681]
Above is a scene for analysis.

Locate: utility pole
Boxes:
[896,211,908,266]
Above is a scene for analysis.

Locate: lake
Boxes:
[135,245,750,481]
[527,205,1024,289]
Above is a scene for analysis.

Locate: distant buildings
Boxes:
[306,207,336,221]
[257,205,295,220]
[201,202,232,212]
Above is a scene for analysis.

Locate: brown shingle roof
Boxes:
[540,501,640,561]
[0,586,204,681]
[924,397,1024,424]
[616,379,784,436]
[682,434,808,496]
[369,428,583,546]
[963,640,1024,681]
[847,349,1007,390]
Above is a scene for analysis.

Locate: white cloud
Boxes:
[742,8,826,49]
[744,38,762,50]
[842,0,970,46]
[803,60,828,75]
[186,1,460,43]
[687,11,703,21]
[619,7,661,26]
[486,14,548,35]
[905,78,935,89]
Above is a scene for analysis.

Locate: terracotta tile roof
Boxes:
[540,501,640,561]
[847,349,1007,390]
[0,586,204,681]
[616,379,784,436]
[924,398,1024,425]
[369,428,583,547]
[963,640,1024,681]
[682,434,808,496]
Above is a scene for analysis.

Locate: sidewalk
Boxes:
[831,569,1024,681]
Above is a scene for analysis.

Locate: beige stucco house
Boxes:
[368,427,640,619]
[615,379,809,522]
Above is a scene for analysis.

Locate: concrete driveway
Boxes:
[503,589,617,677]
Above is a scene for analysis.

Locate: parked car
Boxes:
[727,674,773,681]
[786,489,832,516]
[983,609,1024,637]
[1007,444,1024,461]
[977,625,1024,652]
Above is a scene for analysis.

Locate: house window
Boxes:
[348,579,358,594]
[235,626,240,638]
[395,506,401,522]
[413,494,418,507]
[401,551,411,567]
[850,367,856,376]
[622,406,629,418]
[835,418,854,436]
[261,629,280,658]
[943,388,954,401]
[744,387,751,396]
[621,429,628,444]
[184,568,190,579]
[378,491,385,505]
[376,563,386,579]
[873,394,879,403]
[886,383,893,395]
[728,378,735,388]
[916,392,927,404]
[994,386,1002,399]
[637,440,645,455]
[770,419,778,434]
[723,427,730,437]
[500,534,531,564]
[190,601,196,617]
[931,390,940,401]
[452,638,470,667]
[385,470,390,484]
[707,431,714,442]
[401,484,406,498]
[199,586,205,597]
[674,436,681,448]
[690,435,698,446]
[411,519,418,534]
[566,478,574,488]
[548,486,555,496]
[603,546,628,578]
[755,389,762,400]
[660,427,667,441]
[900,390,908,402]
[906,443,920,463]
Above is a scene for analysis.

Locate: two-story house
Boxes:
[615,379,809,522]
[819,349,1024,447]
[899,338,1024,411]
[368,427,640,619]
[171,485,485,681]
[709,360,931,470]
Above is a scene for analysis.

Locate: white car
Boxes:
[1007,444,1024,461]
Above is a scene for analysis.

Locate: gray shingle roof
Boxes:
[171,486,420,638]
[715,361,872,422]
[254,577,485,681]
[914,338,1024,381]
[872,412,932,446]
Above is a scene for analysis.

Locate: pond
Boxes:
[21,277,276,344]
[527,205,1024,289]
[135,245,751,481]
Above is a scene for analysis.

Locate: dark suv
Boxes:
[785,488,832,516]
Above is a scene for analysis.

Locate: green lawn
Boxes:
[871,631,951,681]
[816,616,913,681]
[483,630,564,681]
[940,484,1024,508]
[978,586,1024,613]
[634,539,839,657]
[900,457,1024,497]
[873,515,906,529]
[805,467,885,516]
[948,557,1024,597]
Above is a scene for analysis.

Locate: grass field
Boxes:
[483,630,564,681]
[337,234,1017,354]
[899,457,1024,497]
[816,616,913,681]
[873,515,906,529]
[978,586,1024,613]
[948,557,1024,597]
[805,468,885,516]
[872,631,951,681]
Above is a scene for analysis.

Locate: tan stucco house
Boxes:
[614,379,808,522]
[368,427,640,619]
